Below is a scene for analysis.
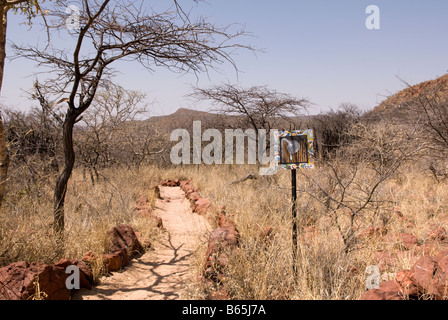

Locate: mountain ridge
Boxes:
[368,73,448,120]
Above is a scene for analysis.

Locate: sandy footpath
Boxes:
[72,186,211,300]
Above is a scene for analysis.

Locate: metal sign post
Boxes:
[291,168,298,273]
[274,130,315,275]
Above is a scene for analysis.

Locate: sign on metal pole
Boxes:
[274,129,315,274]
[274,129,315,169]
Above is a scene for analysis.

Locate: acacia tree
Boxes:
[193,84,309,169]
[193,84,310,135]
[13,0,252,236]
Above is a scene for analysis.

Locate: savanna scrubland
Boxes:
[1,73,447,300]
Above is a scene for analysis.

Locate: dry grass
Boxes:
[175,163,448,300]
[0,165,165,281]
[1,159,447,299]
[174,165,367,299]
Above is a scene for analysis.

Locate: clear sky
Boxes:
[1,0,447,117]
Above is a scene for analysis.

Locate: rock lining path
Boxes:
[73,186,212,300]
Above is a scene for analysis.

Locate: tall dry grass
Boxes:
[0,165,166,280]
[1,159,447,299]
[174,165,367,299]
[174,163,448,300]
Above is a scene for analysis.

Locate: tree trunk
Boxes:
[0,4,9,206]
[53,110,77,235]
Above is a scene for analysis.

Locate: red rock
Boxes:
[427,227,447,242]
[108,224,144,256]
[434,251,448,299]
[134,195,152,217]
[53,258,93,290]
[180,182,193,193]
[179,180,191,189]
[436,250,448,273]
[0,261,30,300]
[184,187,198,198]
[135,195,149,207]
[82,251,97,264]
[117,248,130,267]
[29,263,70,300]
[194,198,211,215]
[396,269,419,298]
[188,192,201,203]
[359,281,403,300]
[216,213,237,228]
[160,179,180,187]
[410,256,439,297]
[203,224,240,283]
[0,261,70,300]
[386,233,418,250]
[103,252,123,273]
[401,233,419,250]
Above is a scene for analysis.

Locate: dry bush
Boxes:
[311,103,363,159]
[0,166,164,279]
[173,165,367,299]
[299,120,423,252]
[174,114,445,300]
[1,104,166,279]
[74,84,166,182]
[175,158,447,300]
[2,106,61,179]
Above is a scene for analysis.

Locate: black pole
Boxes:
[291,168,298,274]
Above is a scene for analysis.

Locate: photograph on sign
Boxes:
[274,130,315,170]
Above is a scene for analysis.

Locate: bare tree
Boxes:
[193,84,310,135]
[75,83,164,182]
[13,0,253,236]
[298,120,422,253]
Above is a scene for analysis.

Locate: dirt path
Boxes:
[72,186,212,300]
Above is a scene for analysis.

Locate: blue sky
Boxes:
[1,0,447,117]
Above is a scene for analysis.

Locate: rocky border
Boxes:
[160,178,274,300]
[360,250,448,300]
[0,192,160,300]
[359,225,448,300]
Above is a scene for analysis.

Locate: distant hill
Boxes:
[145,108,232,134]
[149,108,214,122]
[367,73,448,121]
[146,107,309,134]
